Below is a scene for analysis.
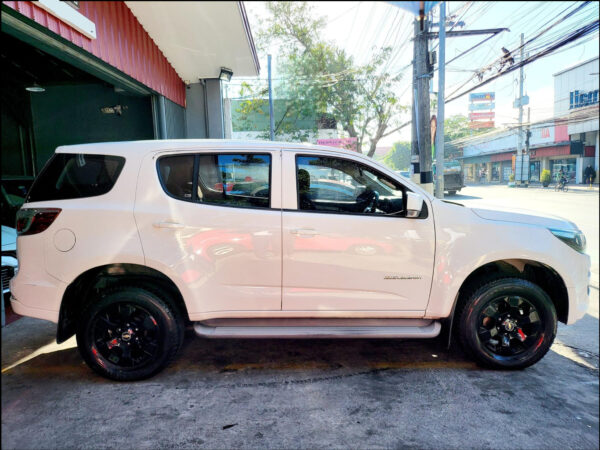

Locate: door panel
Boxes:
[282,151,435,311]
[135,150,282,314]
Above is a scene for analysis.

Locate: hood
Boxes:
[2,226,17,250]
[471,206,578,231]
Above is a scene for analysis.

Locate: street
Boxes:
[2,185,598,449]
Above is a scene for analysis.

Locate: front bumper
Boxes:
[566,252,591,325]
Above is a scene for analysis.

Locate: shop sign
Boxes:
[469,92,495,102]
[569,89,599,109]
[317,137,358,151]
[469,121,495,129]
[469,102,495,111]
[469,112,495,120]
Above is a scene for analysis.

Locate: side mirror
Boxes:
[406,192,424,218]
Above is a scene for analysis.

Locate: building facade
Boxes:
[460,56,599,184]
[553,56,599,180]
[1,1,259,182]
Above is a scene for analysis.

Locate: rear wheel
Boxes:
[76,286,184,381]
[457,278,557,369]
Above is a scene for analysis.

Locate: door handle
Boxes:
[290,228,318,237]
[153,221,184,229]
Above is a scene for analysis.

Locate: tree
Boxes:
[236,2,409,157]
[442,114,494,159]
[382,141,411,170]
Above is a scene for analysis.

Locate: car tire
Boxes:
[76,286,184,381]
[457,278,557,370]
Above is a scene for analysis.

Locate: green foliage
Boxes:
[540,169,552,184]
[509,173,515,182]
[382,142,411,171]
[541,169,551,184]
[236,1,408,156]
[442,114,495,159]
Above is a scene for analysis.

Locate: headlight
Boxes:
[549,229,586,253]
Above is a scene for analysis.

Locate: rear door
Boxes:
[135,148,282,316]
[281,150,435,313]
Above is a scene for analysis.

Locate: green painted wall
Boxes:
[29,83,153,169]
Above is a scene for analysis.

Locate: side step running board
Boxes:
[194,321,441,339]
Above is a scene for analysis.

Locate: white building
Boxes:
[553,56,599,181]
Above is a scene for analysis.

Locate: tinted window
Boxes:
[27,154,125,202]
[296,156,404,216]
[158,153,271,209]
[197,154,271,208]
[158,155,194,200]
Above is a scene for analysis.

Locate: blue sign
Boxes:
[570,89,599,109]
[469,102,495,111]
[469,92,495,102]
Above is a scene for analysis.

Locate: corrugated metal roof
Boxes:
[3,1,186,107]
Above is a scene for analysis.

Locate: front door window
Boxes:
[296,156,405,216]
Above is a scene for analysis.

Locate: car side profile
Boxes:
[11,140,590,380]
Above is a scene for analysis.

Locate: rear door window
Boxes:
[27,153,125,202]
[158,153,272,209]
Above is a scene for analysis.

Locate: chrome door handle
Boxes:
[290,228,318,237]
[153,221,184,229]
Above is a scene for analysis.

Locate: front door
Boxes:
[135,149,282,316]
[281,152,435,313]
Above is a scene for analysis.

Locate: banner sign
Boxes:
[469,121,495,129]
[317,137,358,151]
[469,112,495,120]
[469,92,495,102]
[469,102,495,111]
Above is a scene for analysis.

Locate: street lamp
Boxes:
[219,67,233,82]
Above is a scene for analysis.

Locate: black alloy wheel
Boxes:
[477,296,543,357]
[457,278,557,369]
[77,286,184,381]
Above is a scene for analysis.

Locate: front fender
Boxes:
[425,201,583,319]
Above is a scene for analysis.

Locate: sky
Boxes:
[234,1,599,146]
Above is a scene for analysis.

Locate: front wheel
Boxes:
[457,278,557,370]
[77,286,184,381]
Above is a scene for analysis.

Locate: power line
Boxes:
[445,18,599,103]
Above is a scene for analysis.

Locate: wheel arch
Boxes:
[57,263,189,343]
[453,259,569,324]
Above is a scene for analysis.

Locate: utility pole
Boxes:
[434,1,446,199]
[516,33,525,186]
[412,14,433,194]
[525,106,531,182]
[268,54,275,141]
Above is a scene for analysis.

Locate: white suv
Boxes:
[11,140,590,380]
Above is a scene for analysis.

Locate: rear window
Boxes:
[27,153,125,203]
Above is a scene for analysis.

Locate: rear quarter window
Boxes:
[27,153,125,202]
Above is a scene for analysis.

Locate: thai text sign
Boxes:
[317,137,358,151]
[469,121,495,129]
[469,112,495,120]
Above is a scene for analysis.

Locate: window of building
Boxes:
[296,156,404,216]
[551,159,576,181]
